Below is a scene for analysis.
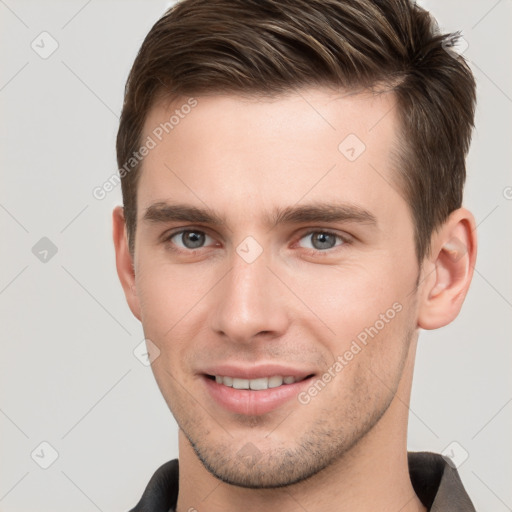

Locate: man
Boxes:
[113,0,477,510]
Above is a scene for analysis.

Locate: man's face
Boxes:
[131,88,422,487]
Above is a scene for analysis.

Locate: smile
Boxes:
[211,375,305,390]
[202,370,315,415]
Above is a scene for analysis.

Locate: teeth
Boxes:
[268,376,283,388]
[214,375,298,390]
[232,378,249,389]
[250,377,268,390]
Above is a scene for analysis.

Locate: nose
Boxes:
[209,248,290,345]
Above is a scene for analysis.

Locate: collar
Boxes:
[130,451,476,512]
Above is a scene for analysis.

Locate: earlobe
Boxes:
[417,208,477,330]
[112,206,142,321]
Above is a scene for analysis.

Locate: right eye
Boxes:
[166,230,216,250]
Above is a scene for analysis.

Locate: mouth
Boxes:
[206,374,312,390]
[201,368,316,415]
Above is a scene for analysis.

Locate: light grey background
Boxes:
[1,0,511,510]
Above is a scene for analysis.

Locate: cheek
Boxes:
[284,259,411,346]
[134,257,217,363]
[136,265,203,412]
[135,254,209,324]
[302,302,415,423]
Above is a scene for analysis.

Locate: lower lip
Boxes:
[202,376,313,415]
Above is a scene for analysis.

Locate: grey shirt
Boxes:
[129,451,476,511]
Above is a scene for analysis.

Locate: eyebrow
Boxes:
[143,202,225,225]
[142,201,377,229]
[269,203,377,228]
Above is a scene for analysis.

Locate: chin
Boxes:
[184,426,353,489]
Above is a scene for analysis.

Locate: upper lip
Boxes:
[200,364,315,380]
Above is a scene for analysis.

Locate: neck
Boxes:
[177,339,426,512]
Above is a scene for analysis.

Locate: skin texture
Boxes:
[113,87,477,512]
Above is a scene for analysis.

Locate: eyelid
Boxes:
[161,226,353,253]
[162,226,219,249]
[295,228,353,247]
[297,228,354,243]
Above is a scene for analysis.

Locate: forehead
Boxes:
[137,87,404,225]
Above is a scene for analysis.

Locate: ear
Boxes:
[417,208,477,330]
[112,206,142,321]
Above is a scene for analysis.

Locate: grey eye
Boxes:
[172,230,210,249]
[299,232,343,251]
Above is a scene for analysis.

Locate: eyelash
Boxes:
[162,228,351,255]
[296,229,350,255]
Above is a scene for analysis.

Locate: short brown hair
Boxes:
[116,0,476,261]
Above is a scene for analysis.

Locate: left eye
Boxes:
[298,231,345,251]
[169,230,215,250]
